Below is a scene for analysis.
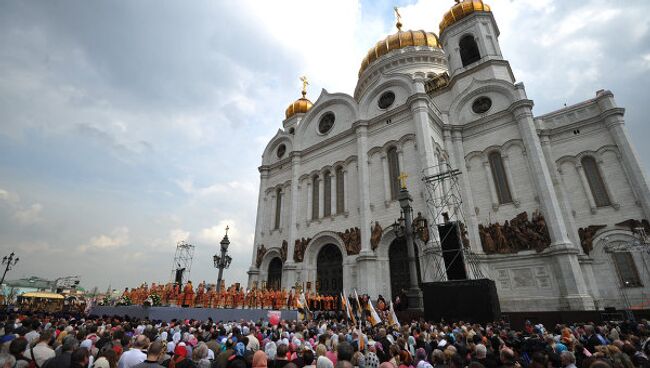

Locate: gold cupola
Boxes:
[285,76,313,119]
[358,7,442,77]
[439,0,491,35]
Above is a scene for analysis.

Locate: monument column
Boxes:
[510,98,594,310]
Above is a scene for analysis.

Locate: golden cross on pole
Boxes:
[300,76,309,98]
[393,6,403,31]
[398,172,408,189]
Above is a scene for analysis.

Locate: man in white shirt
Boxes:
[561,351,578,368]
[26,330,55,367]
[24,320,40,345]
[118,335,149,368]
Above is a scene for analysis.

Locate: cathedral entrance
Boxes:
[389,237,421,300]
[316,244,343,295]
[267,257,283,290]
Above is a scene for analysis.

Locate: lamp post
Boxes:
[0,252,19,287]
[393,173,424,311]
[213,226,233,292]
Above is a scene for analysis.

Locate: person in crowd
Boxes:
[133,342,166,368]
[9,338,32,368]
[28,330,56,368]
[118,335,149,368]
[0,353,16,368]
[43,336,79,368]
[71,348,89,368]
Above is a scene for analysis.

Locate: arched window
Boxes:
[387,147,401,200]
[581,156,611,207]
[488,152,513,204]
[459,35,481,67]
[274,188,282,229]
[612,252,642,287]
[323,171,332,217]
[312,175,320,220]
[336,166,344,214]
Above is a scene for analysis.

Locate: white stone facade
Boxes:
[247,9,650,312]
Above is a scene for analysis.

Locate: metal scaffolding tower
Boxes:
[421,162,484,282]
[170,241,195,285]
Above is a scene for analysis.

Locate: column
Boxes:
[250,168,269,268]
[599,91,650,218]
[540,134,581,250]
[355,123,373,253]
[343,168,349,213]
[287,155,301,261]
[318,173,325,219]
[575,163,598,214]
[446,129,482,254]
[483,160,500,210]
[355,122,377,296]
[501,154,520,206]
[397,149,405,175]
[381,154,391,202]
[307,181,313,222]
[270,193,277,229]
[410,73,437,177]
[330,173,337,216]
[511,99,593,309]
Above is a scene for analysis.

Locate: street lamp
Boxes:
[0,252,19,287]
[214,226,233,292]
[392,173,424,311]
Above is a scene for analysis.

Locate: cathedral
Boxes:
[247,0,650,312]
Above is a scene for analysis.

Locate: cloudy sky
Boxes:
[1,0,649,292]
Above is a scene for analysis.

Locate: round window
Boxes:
[318,112,335,134]
[378,91,395,109]
[277,144,286,158]
[472,96,492,114]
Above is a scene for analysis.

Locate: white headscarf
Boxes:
[317,356,334,368]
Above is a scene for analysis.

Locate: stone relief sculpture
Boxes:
[370,221,382,251]
[577,225,606,255]
[338,227,362,255]
[255,244,266,268]
[280,240,288,263]
[293,237,311,263]
[478,210,551,254]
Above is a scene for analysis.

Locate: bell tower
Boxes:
[438,0,504,78]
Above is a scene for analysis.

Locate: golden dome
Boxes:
[358,29,441,77]
[285,81,313,120]
[439,0,491,35]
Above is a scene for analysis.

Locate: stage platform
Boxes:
[89,306,298,322]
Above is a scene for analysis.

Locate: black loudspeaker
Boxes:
[175,268,185,285]
[437,222,467,280]
[422,279,501,323]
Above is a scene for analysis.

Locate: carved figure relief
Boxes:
[255,244,266,268]
[478,210,551,254]
[370,221,383,251]
[577,225,606,255]
[615,219,650,233]
[338,227,362,255]
[280,240,288,263]
[293,237,311,263]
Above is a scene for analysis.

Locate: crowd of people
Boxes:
[0,312,649,368]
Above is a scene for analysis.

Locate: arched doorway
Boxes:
[316,244,343,295]
[267,257,283,290]
[389,237,421,300]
